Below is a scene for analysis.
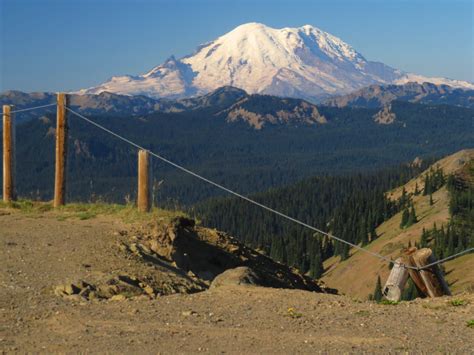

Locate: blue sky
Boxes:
[1,0,472,92]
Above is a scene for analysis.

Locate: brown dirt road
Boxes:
[1,210,473,353]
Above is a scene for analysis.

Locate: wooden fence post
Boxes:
[137,149,151,212]
[54,93,67,207]
[404,247,451,298]
[3,105,16,202]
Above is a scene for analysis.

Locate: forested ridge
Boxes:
[419,162,474,259]
[0,100,472,207]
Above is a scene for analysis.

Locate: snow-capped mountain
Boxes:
[78,22,474,101]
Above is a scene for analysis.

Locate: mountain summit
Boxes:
[78,23,474,101]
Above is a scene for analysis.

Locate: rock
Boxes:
[110,294,127,301]
[143,285,155,296]
[373,104,396,124]
[97,284,119,299]
[79,288,91,298]
[54,284,80,296]
[182,310,196,316]
[117,243,128,252]
[210,267,261,289]
[54,286,65,297]
[65,294,86,302]
[129,243,138,253]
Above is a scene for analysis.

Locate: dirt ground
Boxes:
[1,210,474,353]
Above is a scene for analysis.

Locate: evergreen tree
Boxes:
[407,204,417,227]
[369,228,377,243]
[373,275,383,302]
[420,228,429,247]
[309,251,324,279]
[400,187,408,208]
[359,218,368,246]
[340,243,350,261]
[400,208,409,228]
[429,193,434,206]
[423,175,431,196]
[401,279,420,301]
[270,237,286,263]
[414,182,420,195]
[321,236,334,260]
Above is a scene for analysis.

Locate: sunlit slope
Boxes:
[321,149,474,299]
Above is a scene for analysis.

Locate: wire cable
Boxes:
[9,103,57,114]
[422,247,474,269]
[65,106,473,271]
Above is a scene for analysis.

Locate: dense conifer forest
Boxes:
[0,100,472,206]
[194,163,430,277]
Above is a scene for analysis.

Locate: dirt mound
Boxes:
[50,215,333,302]
[129,216,335,294]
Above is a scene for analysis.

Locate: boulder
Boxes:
[210,267,261,289]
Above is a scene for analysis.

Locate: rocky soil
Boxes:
[1,208,473,353]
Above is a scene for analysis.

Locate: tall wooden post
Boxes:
[3,105,16,202]
[137,150,151,212]
[137,149,151,212]
[54,93,67,207]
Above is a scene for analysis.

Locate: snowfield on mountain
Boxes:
[77,23,474,101]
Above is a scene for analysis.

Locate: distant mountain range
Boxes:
[1,87,326,129]
[2,81,473,128]
[2,90,473,204]
[324,82,474,109]
[76,23,474,102]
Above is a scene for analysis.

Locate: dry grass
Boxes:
[0,199,187,225]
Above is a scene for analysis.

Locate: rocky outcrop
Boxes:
[219,95,327,129]
[54,276,160,302]
[373,104,396,124]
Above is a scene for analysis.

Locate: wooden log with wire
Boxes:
[404,247,451,297]
[382,257,409,301]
